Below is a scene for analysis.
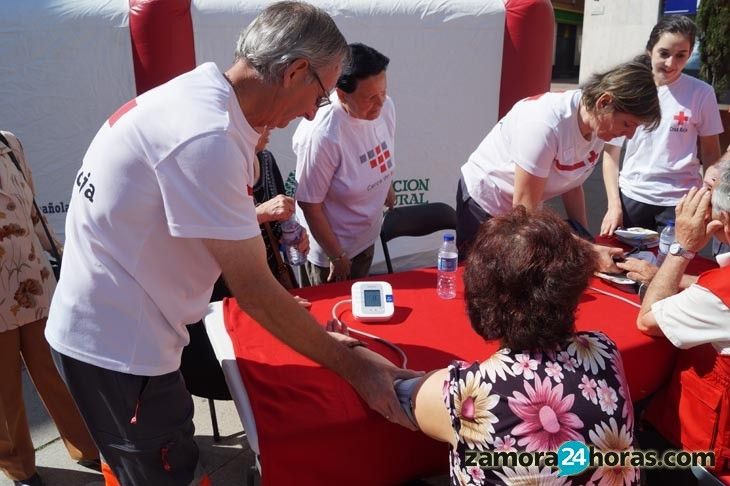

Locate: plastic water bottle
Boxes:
[656,221,675,266]
[437,234,458,299]
[279,217,306,266]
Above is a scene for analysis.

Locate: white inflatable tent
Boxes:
[0,0,553,271]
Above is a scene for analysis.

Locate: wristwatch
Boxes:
[668,241,696,260]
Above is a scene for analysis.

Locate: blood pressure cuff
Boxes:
[393,377,420,427]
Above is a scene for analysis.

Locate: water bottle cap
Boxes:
[443,234,455,242]
[665,221,675,227]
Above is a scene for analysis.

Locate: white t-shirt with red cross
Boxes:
[612,74,723,206]
[45,63,261,376]
[293,93,396,267]
[461,90,604,216]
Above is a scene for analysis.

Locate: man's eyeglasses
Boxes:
[309,67,332,108]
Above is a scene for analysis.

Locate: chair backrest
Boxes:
[380,202,457,273]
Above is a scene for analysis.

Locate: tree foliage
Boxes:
[696,0,730,101]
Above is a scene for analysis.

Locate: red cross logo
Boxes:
[587,150,598,165]
[674,111,689,126]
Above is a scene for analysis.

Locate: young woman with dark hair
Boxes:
[600,15,723,236]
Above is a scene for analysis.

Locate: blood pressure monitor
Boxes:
[351,281,394,322]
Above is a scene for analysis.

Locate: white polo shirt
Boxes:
[45,63,261,376]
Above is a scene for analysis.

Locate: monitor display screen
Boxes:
[363,289,382,307]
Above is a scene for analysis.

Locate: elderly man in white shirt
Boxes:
[634,160,730,353]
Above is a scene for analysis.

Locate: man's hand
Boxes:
[600,207,623,236]
[593,244,625,273]
[616,258,657,284]
[346,356,423,430]
[328,256,352,282]
[675,187,723,252]
[256,195,295,223]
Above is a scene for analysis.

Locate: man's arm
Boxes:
[637,187,723,335]
[636,255,689,336]
[203,236,419,429]
[330,330,454,445]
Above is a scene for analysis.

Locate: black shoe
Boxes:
[77,458,102,472]
[13,472,45,486]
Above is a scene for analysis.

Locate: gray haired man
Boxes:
[635,158,730,352]
[45,3,419,485]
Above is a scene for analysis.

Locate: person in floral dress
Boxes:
[0,131,99,486]
[337,207,637,485]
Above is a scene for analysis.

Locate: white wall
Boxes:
[578,0,661,82]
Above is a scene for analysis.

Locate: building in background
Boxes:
[551,0,584,81]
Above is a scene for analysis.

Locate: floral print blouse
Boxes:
[445,331,638,486]
[0,132,57,331]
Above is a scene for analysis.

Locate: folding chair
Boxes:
[380,202,457,274]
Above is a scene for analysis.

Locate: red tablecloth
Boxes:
[222,261,715,486]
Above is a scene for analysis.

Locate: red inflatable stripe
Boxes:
[128,0,196,95]
[500,0,555,118]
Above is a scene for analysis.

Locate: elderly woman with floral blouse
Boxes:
[336,206,636,485]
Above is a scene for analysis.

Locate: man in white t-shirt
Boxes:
[637,169,730,354]
[45,4,418,485]
[294,43,395,284]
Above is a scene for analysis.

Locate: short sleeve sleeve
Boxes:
[651,284,730,349]
[509,121,559,179]
[294,128,340,203]
[154,133,260,240]
[695,85,723,137]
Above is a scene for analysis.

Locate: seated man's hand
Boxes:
[616,258,657,284]
[675,187,723,252]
